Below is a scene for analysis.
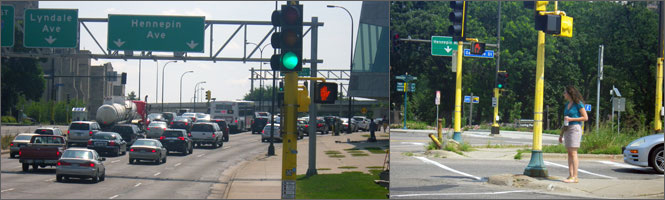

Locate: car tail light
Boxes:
[130,148,135,152]
[10,142,13,146]
[109,141,116,146]
[262,130,265,134]
[57,161,71,166]
[80,163,95,167]
[184,122,188,126]
[630,150,638,154]
[19,151,21,156]
[57,161,61,166]
[235,120,238,123]
[87,140,93,146]
[305,125,309,128]
[147,127,151,130]
[57,151,61,156]
[159,136,165,140]
[163,128,166,130]
[188,133,192,137]
[212,133,216,137]
[178,137,185,141]
[89,131,93,136]
[170,122,174,125]
[151,149,156,153]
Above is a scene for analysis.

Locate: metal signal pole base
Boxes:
[491,126,500,135]
[306,168,318,177]
[268,143,275,156]
[452,132,462,142]
[524,150,548,177]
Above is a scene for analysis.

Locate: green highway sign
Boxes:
[281,68,310,77]
[431,36,457,56]
[108,15,205,52]
[24,9,78,48]
[2,5,15,47]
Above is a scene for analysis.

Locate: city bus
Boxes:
[209,100,255,133]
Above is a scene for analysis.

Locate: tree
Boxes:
[127,91,138,100]
[243,86,277,101]
[1,57,46,116]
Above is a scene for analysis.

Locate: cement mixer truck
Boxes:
[95,96,147,130]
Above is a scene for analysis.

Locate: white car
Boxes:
[353,116,370,131]
[623,134,664,174]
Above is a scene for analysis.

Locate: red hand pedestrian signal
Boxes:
[470,42,485,55]
[320,85,330,101]
[314,82,337,104]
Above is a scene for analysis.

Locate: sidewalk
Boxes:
[219,131,389,199]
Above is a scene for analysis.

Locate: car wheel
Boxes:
[154,157,160,165]
[162,156,167,163]
[32,164,38,171]
[22,164,29,172]
[100,171,105,181]
[189,146,194,154]
[650,146,664,174]
[91,172,99,183]
[56,175,62,182]
[114,148,120,157]
[129,158,135,164]
[10,152,16,158]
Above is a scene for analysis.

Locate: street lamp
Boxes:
[194,81,206,112]
[328,4,355,133]
[246,42,272,111]
[179,70,194,111]
[161,60,178,112]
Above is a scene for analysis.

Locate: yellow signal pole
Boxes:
[524,30,549,177]
[656,58,663,132]
[453,41,464,142]
[281,72,298,199]
[492,88,500,128]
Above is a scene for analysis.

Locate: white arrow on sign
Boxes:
[114,39,125,47]
[444,46,452,53]
[186,40,199,49]
[44,36,57,44]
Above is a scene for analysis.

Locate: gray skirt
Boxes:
[564,124,582,148]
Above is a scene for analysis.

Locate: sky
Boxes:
[39,1,362,103]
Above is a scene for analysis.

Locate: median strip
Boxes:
[544,161,617,179]
[414,156,482,181]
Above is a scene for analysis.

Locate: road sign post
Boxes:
[431,36,457,56]
[1,5,15,47]
[396,74,417,129]
[436,91,441,141]
[107,15,205,52]
[24,9,78,48]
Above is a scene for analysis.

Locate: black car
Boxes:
[111,124,144,148]
[159,129,193,155]
[251,117,269,135]
[87,132,127,157]
[162,112,176,124]
[211,118,230,142]
[170,116,192,131]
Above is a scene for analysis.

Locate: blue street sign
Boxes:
[463,49,494,58]
[585,104,592,111]
[464,96,471,103]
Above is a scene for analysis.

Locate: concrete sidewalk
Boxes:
[217,131,389,199]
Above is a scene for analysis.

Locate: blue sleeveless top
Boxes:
[564,101,585,126]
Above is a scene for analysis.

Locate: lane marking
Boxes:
[109,194,119,199]
[154,172,161,176]
[414,156,482,181]
[401,142,426,146]
[44,178,55,182]
[544,161,617,179]
[596,161,648,170]
[174,163,181,167]
[391,190,530,197]
[1,188,14,193]
[197,153,206,158]
[111,160,120,163]
[134,183,142,187]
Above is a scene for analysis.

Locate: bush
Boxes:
[542,122,652,154]
[1,135,15,150]
[1,116,17,123]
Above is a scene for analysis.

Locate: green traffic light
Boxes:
[498,84,503,89]
[282,52,299,70]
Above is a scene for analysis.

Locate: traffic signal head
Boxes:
[497,72,508,89]
[279,81,284,91]
[270,4,303,72]
[524,1,548,11]
[535,14,573,37]
[448,1,467,42]
[121,72,127,84]
[555,15,573,37]
[314,82,338,104]
[470,42,485,55]
[206,90,211,101]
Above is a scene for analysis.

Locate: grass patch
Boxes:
[438,142,474,155]
[346,150,364,154]
[402,152,414,156]
[365,147,387,154]
[542,123,652,155]
[514,148,531,160]
[483,141,531,149]
[379,134,389,138]
[543,129,561,135]
[425,141,439,150]
[390,120,432,130]
[361,134,370,138]
[296,170,388,199]
[317,168,331,171]
[366,166,384,169]
[338,166,358,169]
[444,143,464,155]
[351,153,370,157]
[325,150,342,155]
[328,154,346,158]
[1,135,15,150]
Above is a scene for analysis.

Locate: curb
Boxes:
[522,152,623,160]
[488,174,578,193]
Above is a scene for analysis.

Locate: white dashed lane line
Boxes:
[44,178,55,182]
[544,161,617,179]
[174,163,181,167]
[197,153,206,158]
[1,188,15,193]
[415,156,482,181]
[391,190,530,198]
[134,183,142,187]
[111,160,120,163]
[109,194,119,199]
[154,172,161,176]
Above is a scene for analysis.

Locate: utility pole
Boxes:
[597,45,603,132]
[306,16,319,177]
[491,1,502,135]
[452,39,464,142]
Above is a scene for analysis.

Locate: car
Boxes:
[623,134,664,174]
[341,118,359,132]
[159,129,193,155]
[111,124,145,148]
[252,112,271,134]
[67,121,102,147]
[128,139,168,164]
[190,122,224,148]
[34,127,65,137]
[146,121,168,138]
[353,116,370,131]
[297,119,309,136]
[301,117,329,134]
[195,113,211,122]
[9,133,38,158]
[148,113,165,123]
[87,132,127,157]
[56,148,106,183]
[181,112,198,122]
[170,116,193,131]
[161,112,176,124]
[261,124,282,142]
[210,118,230,142]
[19,135,66,172]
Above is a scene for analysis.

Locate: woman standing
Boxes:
[559,85,588,183]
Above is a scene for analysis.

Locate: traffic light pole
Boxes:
[453,41,464,142]
[524,30,548,177]
[282,72,298,199]
[492,88,500,133]
[306,16,319,177]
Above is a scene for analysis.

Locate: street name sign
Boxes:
[2,5,15,47]
[431,36,457,56]
[464,96,479,103]
[585,104,592,112]
[108,14,204,52]
[24,9,78,48]
[463,49,494,58]
[435,91,441,105]
[280,68,310,77]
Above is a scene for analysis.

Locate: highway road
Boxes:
[0,131,269,199]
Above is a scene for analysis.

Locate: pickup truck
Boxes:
[19,135,66,172]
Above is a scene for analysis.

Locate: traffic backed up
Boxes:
[19,135,66,172]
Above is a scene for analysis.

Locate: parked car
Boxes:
[297,119,308,136]
[159,129,193,155]
[161,112,176,124]
[111,124,144,148]
[170,116,192,130]
[190,122,224,148]
[9,133,38,158]
[56,148,106,183]
[341,118,358,132]
[19,135,66,172]
[210,118,230,142]
[623,134,664,173]
[353,116,370,131]
[302,117,329,134]
[87,132,127,157]
[67,121,101,147]
[261,124,282,142]
[129,139,168,164]
[34,127,65,137]
[181,112,198,122]
[146,121,168,138]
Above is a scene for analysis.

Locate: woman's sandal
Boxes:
[562,177,579,183]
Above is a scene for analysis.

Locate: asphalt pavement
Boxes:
[0,131,268,199]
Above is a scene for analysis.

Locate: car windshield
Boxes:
[92,133,116,140]
[62,150,92,159]
[191,124,213,132]
[133,140,157,146]
[32,136,64,144]
[15,135,34,141]
[69,123,90,130]
[163,131,183,137]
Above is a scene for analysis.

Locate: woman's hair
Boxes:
[565,85,584,104]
